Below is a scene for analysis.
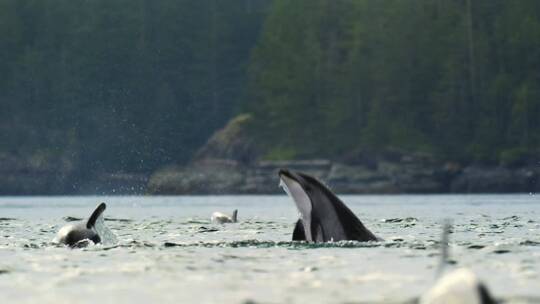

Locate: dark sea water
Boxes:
[0,195,539,303]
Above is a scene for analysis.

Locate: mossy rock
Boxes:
[193,114,258,164]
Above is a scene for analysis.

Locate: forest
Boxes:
[0,0,270,178]
[246,0,540,164]
[1,0,539,192]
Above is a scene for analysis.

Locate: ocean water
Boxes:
[0,194,539,304]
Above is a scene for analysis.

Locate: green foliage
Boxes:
[499,147,534,167]
[264,147,298,161]
[0,0,270,176]
[246,0,540,163]
[2,0,540,179]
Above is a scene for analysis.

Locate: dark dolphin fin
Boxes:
[232,209,238,223]
[292,219,306,241]
[298,173,378,242]
[478,283,497,304]
[328,194,377,241]
[87,203,107,229]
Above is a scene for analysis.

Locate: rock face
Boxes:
[4,113,538,195]
[193,114,257,164]
[147,115,540,195]
[147,155,457,195]
[450,166,539,193]
[148,159,245,194]
[148,157,540,195]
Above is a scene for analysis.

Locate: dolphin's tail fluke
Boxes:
[232,209,238,223]
[87,203,107,229]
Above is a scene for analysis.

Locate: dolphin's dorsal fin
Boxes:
[436,219,452,277]
[87,203,107,229]
[232,209,238,222]
[478,283,497,304]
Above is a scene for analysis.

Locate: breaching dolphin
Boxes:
[420,221,496,304]
[55,202,107,247]
[278,169,378,242]
[211,209,238,224]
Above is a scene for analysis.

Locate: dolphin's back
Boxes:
[300,173,378,242]
[56,222,101,246]
[329,191,378,241]
[66,224,101,245]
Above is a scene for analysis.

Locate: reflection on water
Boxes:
[0,195,538,303]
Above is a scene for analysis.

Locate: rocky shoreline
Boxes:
[1,112,539,195]
[0,152,147,195]
[146,114,540,194]
[1,153,538,195]
[147,157,540,195]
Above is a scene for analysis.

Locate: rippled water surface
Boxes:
[0,195,539,303]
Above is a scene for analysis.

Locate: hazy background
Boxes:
[1,0,539,194]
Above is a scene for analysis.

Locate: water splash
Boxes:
[94,215,118,245]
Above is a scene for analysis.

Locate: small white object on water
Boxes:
[211,209,238,224]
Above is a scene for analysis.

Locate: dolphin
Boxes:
[55,203,107,247]
[278,169,378,242]
[211,209,238,224]
[420,268,497,304]
[420,221,497,304]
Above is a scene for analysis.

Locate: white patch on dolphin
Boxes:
[279,174,313,241]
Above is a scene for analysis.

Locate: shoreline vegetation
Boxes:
[2,115,539,195]
[1,1,539,195]
[1,153,538,196]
